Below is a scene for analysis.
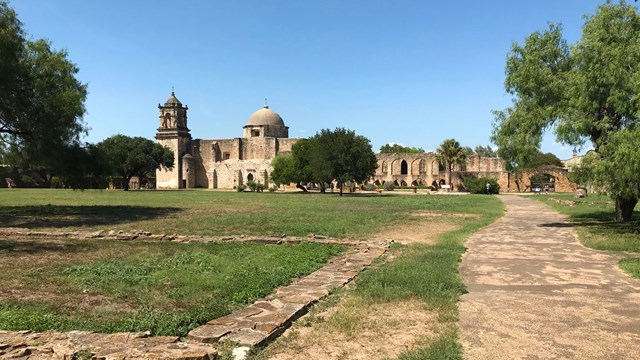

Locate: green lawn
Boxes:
[0,189,504,344]
[529,193,640,278]
[1,188,494,238]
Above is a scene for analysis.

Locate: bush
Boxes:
[363,183,377,191]
[464,176,500,194]
[246,181,264,192]
[268,186,278,193]
[236,184,247,192]
[383,182,396,191]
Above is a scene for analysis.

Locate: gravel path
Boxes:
[459,195,640,359]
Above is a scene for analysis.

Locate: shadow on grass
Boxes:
[0,205,181,229]
[0,239,91,254]
[566,210,640,236]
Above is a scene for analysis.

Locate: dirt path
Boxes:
[459,195,640,359]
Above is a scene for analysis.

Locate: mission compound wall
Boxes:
[155,92,575,192]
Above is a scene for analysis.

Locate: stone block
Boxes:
[187,325,231,343]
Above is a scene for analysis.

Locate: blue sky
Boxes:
[12,0,619,159]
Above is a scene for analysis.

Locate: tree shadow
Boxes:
[539,222,575,228]
[565,210,640,236]
[0,205,181,229]
[0,239,92,254]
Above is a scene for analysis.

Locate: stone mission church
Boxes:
[155,92,298,189]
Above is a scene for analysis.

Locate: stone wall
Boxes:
[373,153,508,191]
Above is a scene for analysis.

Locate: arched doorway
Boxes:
[247,173,254,182]
[530,173,556,192]
[401,160,408,175]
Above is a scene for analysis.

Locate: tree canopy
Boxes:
[491,0,640,221]
[436,138,466,186]
[99,135,174,190]
[0,1,88,185]
[379,143,425,154]
[271,128,377,195]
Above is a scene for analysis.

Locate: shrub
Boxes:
[236,184,247,192]
[383,182,396,191]
[363,183,377,191]
[268,186,278,193]
[464,176,500,194]
[246,181,264,192]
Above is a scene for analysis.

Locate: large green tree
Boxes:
[270,129,377,196]
[0,1,88,186]
[436,138,466,187]
[491,0,640,221]
[312,128,377,196]
[99,135,174,191]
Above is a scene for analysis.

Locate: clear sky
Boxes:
[12,0,621,159]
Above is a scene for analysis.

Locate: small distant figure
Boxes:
[5,178,16,188]
[544,184,549,194]
[330,182,334,193]
[486,182,491,194]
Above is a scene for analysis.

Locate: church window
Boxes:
[400,160,408,175]
[252,129,260,137]
[223,152,230,160]
[247,173,254,182]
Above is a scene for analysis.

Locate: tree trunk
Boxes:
[295,182,308,192]
[123,176,130,191]
[319,182,326,193]
[339,181,343,196]
[615,197,638,222]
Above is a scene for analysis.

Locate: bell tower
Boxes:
[155,91,192,189]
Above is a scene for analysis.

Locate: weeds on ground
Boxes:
[0,241,343,336]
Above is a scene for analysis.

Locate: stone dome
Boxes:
[246,105,285,127]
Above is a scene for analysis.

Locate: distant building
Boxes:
[155,92,298,189]
[155,92,576,193]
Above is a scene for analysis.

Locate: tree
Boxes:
[572,128,640,221]
[436,139,466,187]
[474,145,497,158]
[529,151,562,168]
[99,135,174,190]
[313,128,377,196]
[491,1,640,221]
[379,143,425,154]
[0,2,88,185]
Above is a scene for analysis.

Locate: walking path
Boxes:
[459,195,640,359]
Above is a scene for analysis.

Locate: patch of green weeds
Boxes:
[0,242,344,336]
[619,258,640,278]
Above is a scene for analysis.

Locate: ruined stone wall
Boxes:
[373,153,509,191]
[277,138,298,154]
[210,160,272,189]
[507,166,575,193]
[191,139,215,188]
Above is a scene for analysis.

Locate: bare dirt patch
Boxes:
[370,212,457,245]
[263,297,438,360]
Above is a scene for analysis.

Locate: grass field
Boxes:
[529,193,640,278]
[1,188,491,238]
[0,189,504,358]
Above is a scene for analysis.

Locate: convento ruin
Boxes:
[155,92,575,192]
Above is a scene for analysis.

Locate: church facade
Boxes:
[155,92,298,189]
